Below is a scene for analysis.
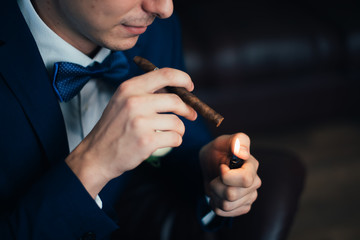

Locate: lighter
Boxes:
[229,138,244,169]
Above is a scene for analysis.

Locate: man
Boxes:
[0,0,261,239]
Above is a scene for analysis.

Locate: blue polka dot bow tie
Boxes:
[52,51,130,102]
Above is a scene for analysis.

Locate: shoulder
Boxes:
[0,0,40,64]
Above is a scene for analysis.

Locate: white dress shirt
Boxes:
[17,0,114,208]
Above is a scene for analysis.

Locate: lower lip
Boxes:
[123,25,148,35]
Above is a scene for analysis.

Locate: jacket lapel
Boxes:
[0,0,69,163]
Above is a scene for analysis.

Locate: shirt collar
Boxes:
[17,0,111,73]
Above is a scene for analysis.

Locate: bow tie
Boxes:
[52,51,129,102]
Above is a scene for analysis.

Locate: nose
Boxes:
[142,0,174,19]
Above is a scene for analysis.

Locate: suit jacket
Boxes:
[0,1,212,239]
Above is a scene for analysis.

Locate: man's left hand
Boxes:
[199,133,261,217]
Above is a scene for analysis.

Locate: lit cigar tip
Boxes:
[133,56,225,127]
[133,56,141,63]
[216,117,224,127]
[133,56,145,66]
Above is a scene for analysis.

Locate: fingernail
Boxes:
[240,146,249,155]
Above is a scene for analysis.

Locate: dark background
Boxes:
[175,1,360,239]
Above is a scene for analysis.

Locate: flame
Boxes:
[234,138,240,156]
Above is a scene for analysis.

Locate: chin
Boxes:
[104,35,140,51]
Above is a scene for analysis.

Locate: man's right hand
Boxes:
[65,68,197,198]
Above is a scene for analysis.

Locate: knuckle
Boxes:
[166,131,182,147]
[137,134,152,149]
[214,208,224,216]
[172,133,182,147]
[240,205,251,215]
[159,67,174,81]
[225,187,238,202]
[242,173,254,188]
[130,116,146,129]
[178,71,191,84]
[222,201,233,212]
[118,80,131,94]
[108,95,120,107]
[172,115,185,136]
[255,176,262,189]
[160,68,192,88]
[168,93,182,105]
[124,96,141,111]
[179,121,185,136]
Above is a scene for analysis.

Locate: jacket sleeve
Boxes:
[0,160,119,240]
[0,66,119,239]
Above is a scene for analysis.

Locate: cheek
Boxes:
[64,1,128,31]
[60,0,142,50]
[85,0,135,23]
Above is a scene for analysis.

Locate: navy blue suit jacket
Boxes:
[0,1,212,239]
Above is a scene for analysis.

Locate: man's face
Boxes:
[44,0,173,53]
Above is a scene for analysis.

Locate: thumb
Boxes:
[230,133,250,159]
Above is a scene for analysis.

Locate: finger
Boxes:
[212,190,259,217]
[152,130,183,150]
[150,114,186,137]
[220,156,260,187]
[208,179,258,213]
[209,177,240,202]
[210,174,261,202]
[231,133,251,159]
[214,205,252,217]
[150,93,197,121]
[121,93,197,121]
[120,68,194,95]
[206,133,250,157]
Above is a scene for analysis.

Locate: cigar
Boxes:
[133,56,224,127]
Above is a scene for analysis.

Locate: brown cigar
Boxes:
[133,56,224,127]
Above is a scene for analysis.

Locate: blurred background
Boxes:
[175,0,360,239]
